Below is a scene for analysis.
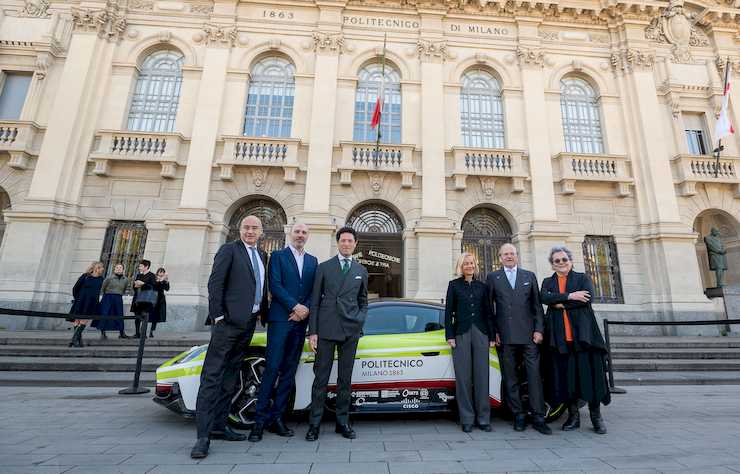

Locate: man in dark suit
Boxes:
[248,222,318,442]
[191,215,269,459]
[487,243,551,435]
[305,226,368,441]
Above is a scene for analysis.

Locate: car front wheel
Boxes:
[227,353,265,429]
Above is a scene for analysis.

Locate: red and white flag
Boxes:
[715,60,735,140]
[370,77,384,130]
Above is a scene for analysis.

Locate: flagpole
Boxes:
[714,57,730,178]
[373,34,387,169]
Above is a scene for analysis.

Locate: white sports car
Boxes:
[154,299,564,426]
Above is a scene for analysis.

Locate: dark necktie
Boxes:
[341,259,350,274]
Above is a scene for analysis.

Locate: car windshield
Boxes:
[363,304,443,336]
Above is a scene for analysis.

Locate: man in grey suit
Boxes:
[487,243,551,435]
[305,226,368,441]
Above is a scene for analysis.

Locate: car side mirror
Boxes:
[424,322,443,332]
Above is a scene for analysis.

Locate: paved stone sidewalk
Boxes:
[1,385,739,473]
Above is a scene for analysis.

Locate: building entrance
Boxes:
[346,203,404,299]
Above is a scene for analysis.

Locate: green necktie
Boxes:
[341,259,350,274]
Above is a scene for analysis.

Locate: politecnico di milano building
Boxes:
[0,0,738,331]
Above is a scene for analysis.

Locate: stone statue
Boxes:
[704,227,728,288]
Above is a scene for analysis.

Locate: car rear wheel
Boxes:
[227,353,265,429]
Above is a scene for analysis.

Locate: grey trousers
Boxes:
[452,325,491,425]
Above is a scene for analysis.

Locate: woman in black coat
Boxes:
[540,246,610,435]
[148,267,170,338]
[68,261,105,348]
[131,259,157,338]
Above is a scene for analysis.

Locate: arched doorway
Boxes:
[694,210,740,288]
[346,202,404,298]
[461,207,513,278]
[228,196,287,255]
[0,188,9,249]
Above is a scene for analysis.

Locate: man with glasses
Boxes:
[486,243,550,435]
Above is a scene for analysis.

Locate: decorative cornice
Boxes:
[19,0,50,18]
[416,39,451,62]
[610,48,656,72]
[71,1,128,43]
[312,32,346,54]
[516,46,546,68]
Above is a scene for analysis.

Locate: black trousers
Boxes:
[195,316,257,438]
[309,335,359,426]
[500,343,545,418]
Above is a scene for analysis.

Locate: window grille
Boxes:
[582,235,624,304]
[244,57,295,138]
[460,70,505,149]
[560,77,604,154]
[228,198,287,255]
[127,51,184,132]
[461,207,513,279]
[99,221,148,291]
[353,63,402,144]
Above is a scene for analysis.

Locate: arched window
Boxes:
[461,207,512,278]
[228,197,287,255]
[244,57,295,138]
[460,69,505,149]
[560,77,604,154]
[353,63,401,144]
[127,50,184,132]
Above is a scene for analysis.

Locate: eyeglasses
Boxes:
[553,258,570,264]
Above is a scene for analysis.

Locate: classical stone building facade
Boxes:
[0,0,738,331]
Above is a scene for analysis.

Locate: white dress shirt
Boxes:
[504,265,518,289]
[289,244,305,278]
[244,242,265,313]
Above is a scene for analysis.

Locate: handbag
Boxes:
[136,289,158,309]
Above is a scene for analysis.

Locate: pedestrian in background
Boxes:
[148,267,170,338]
[540,246,610,434]
[131,259,156,338]
[68,261,105,348]
[92,263,130,339]
[445,252,495,433]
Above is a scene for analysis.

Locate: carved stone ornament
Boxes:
[369,173,384,195]
[34,53,51,80]
[194,23,239,47]
[644,0,710,63]
[19,0,50,18]
[479,176,495,198]
[252,168,268,189]
[516,46,545,67]
[610,48,655,72]
[71,1,128,43]
[716,56,740,76]
[129,0,154,11]
[190,3,214,14]
[416,40,451,62]
[312,32,345,54]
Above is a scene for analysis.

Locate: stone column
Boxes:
[0,3,123,319]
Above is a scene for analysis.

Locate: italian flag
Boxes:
[715,60,735,140]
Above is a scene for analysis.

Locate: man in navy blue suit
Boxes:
[248,222,318,442]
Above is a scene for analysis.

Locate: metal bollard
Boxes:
[119,311,151,395]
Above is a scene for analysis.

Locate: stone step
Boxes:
[611,348,740,360]
[613,371,740,385]
[0,370,156,387]
[0,344,190,359]
[0,356,168,372]
[608,336,740,349]
[611,359,740,372]
[0,331,210,348]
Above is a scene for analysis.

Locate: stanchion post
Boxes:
[603,319,627,394]
[119,311,151,395]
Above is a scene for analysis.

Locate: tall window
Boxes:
[461,207,512,279]
[683,113,709,155]
[353,63,401,144]
[582,235,624,304]
[0,72,32,120]
[127,51,184,132]
[100,221,148,289]
[560,77,604,154]
[460,69,505,148]
[243,57,295,138]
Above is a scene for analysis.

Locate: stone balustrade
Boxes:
[450,147,528,192]
[0,120,43,170]
[671,154,740,197]
[337,142,417,187]
[89,130,187,178]
[217,136,300,182]
[552,152,633,197]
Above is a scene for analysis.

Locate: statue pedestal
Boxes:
[704,286,740,335]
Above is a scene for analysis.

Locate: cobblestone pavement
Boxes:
[1,384,739,473]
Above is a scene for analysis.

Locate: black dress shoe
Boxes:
[461,424,473,433]
[532,419,553,435]
[590,411,607,435]
[248,424,264,442]
[190,437,210,459]
[513,414,527,432]
[210,425,247,441]
[267,419,294,437]
[305,425,320,441]
[335,423,356,439]
[477,424,492,432]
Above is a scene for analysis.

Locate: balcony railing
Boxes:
[450,147,528,192]
[671,154,740,197]
[217,136,300,182]
[337,142,416,187]
[552,152,633,197]
[89,130,187,178]
[0,120,42,170]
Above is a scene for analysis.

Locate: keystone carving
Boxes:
[312,32,346,54]
[516,46,546,67]
[71,1,128,43]
[416,39,451,62]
